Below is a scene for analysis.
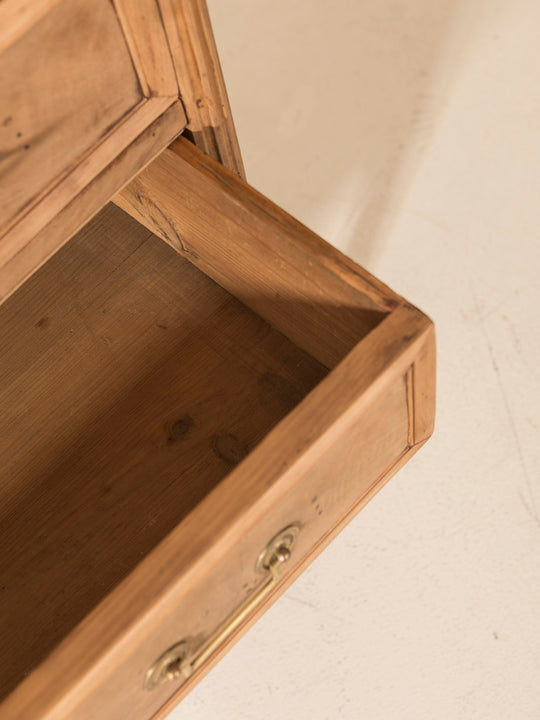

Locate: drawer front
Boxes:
[69,367,413,720]
[0,0,187,301]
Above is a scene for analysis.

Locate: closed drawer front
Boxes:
[0,139,434,720]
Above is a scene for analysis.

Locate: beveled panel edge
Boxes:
[112,0,180,98]
[158,0,245,178]
[0,100,187,305]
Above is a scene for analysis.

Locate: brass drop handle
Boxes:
[144,525,299,691]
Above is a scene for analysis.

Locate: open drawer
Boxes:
[0,138,435,720]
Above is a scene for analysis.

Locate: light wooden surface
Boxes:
[0,5,435,720]
[113,0,179,97]
[115,138,396,368]
[159,0,245,178]
[0,0,245,307]
[1,142,434,720]
[0,0,189,304]
[0,101,186,303]
[151,307,434,720]
[0,203,327,703]
[0,0,140,233]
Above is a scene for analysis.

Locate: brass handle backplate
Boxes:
[144,524,299,691]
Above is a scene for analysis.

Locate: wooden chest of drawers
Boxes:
[0,3,435,719]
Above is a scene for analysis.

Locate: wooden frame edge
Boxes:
[411,315,436,445]
[0,101,186,304]
[157,0,245,178]
[112,0,180,98]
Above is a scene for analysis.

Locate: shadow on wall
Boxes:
[209,0,486,264]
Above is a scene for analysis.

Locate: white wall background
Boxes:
[170,1,540,717]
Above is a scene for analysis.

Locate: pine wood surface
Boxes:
[115,138,397,369]
[0,203,328,702]
[160,0,245,178]
[0,0,243,308]
[1,141,434,720]
[0,0,141,233]
[0,0,190,305]
[0,5,435,720]
[0,101,187,304]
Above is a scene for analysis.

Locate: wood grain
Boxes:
[115,138,397,368]
[0,203,328,703]
[0,100,187,303]
[0,298,433,720]
[0,0,142,234]
[0,0,191,302]
[410,316,437,443]
[113,0,179,97]
[158,0,245,177]
[0,0,243,182]
[1,136,434,720]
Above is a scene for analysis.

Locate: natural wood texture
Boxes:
[115,138,396,368]
[0,203,328,703]
[0,0,245,304]
[0,101,186,302]
[0,0,141,232]
[158,0,245,177]
[143,307,435,720]
[113,0,179,97]
[152,381,426,720]
[0,3,434,718]
[409,317,437,444]
[152,419,435,720]
[0,306,432,720]
[1,142,435,720]
[0,0,188,304]
[0,0,66,57]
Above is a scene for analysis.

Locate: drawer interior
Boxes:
[0,203,388,702]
